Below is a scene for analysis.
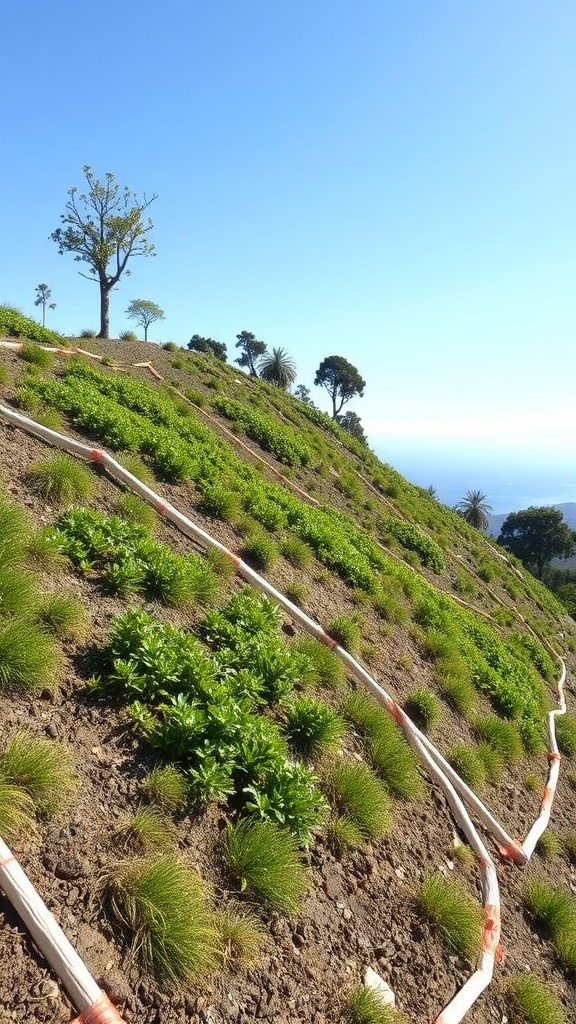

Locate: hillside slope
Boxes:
[0,331,575,1024]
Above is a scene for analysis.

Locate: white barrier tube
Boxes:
[0,839,123,1022]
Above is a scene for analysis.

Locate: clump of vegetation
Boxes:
[224,817,308,912]
[118,454,156,486]
[0,781,38,841]
[26,453,96,505]
[447,745,487,791]
[116,805,177,852]
[536,830,560,860]
[474,715,523,761]
[342,985,409,1024]
[328,615,362,655]
[325,814,365,853]
[344,691,422,799]
[327,760,391,840]
[293,637,345,690]
[437,672,477,719]
[280,536,314,570]
[416,873,483,960]
[115,492,158,530]
[19,343,53,369]
[402,688,440,732]
[104,854,221,982]
[563,832,576,865]
[283,697,345,757]
[506,973,566,1024]
[0,732,78,814]
[142,764,188,812]
[216,901,264,968]
[0,618,62,692]
[26,526,69,570]
[240,533,278,571]
[524,878,576,973]
[35,593,88,639]
[555,715,576,756]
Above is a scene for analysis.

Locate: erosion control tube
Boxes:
[0,392,568,1024]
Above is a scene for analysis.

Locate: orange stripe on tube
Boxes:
[89,450,105,463]
[69,991,125,1024]
[481,903,501,955]
[497,839,524,864]
[319,631,338,650]
[541,785,555,812]
[547,751,561,763]
[390,702,407,727]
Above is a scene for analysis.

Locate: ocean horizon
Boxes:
[372,441,576,516]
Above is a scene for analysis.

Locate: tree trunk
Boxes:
[144,324,148,342]
[98,285,110,339]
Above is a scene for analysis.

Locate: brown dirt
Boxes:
[0,341,575,1024]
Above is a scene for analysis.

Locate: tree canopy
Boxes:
[188,334,228,362]
[125,299,164,341]
[314,355,366,419]
[338,410,367,445]
[258,347,297,389]
[497,506,576,579]
[234,330,267,376]
[51,166,157,339]
[455,490,493,531]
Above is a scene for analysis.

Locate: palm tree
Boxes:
[34,283,56,327]
[455,490,493,531]
[258,347,297,390]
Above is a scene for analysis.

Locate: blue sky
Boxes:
[1,1,574,505]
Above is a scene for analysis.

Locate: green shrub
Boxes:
[342,985,409,1024]
[507,973,566,1024]
[416,873,483,960]
[162,341,178,352]
[327,761,391,840]
[402,688,440,732]
[19,343,53,369]
[142,765,189,812]
[556,715,576,756]
[105,854,221,982]
[26,453,96,505]
[79,328,96,339]
[328,615,362,655]
[0,619,61,692]
[535,831,560,860]
[474,716,523,761]
[283,697,345,757]
[224,817,308,912]
[240,534,278,571]
[119,330,138,342]
[36,593,87,639]
[0,732,78,814]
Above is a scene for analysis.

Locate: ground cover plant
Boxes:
[326,760,391,840]
[416,873,483,961]
[506,973,566,1024]
[524,878,576,973]
[223,816,308,912]
[342,985,409,1024]
[344,691,423,799]
[26,453,96,505]
[0,731,79,814]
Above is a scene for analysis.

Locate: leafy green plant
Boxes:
[0,731,78,813]
[506,973,566,1024]
[327,760,391,840]
[104,854,221,982]
[0,618,61,692]
[142,764,189,812]
[224,817,308,912]
[342,985,409,1024]
[115,805,177,852]
[283,697,345,757]
[36,593,87,639]
[26,453,96,505]
[216,901,264,968]
[402,688,440,732]
[0,781,38,841]
[328,615,362,655]
[416,873,483,960]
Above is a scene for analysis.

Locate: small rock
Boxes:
[45,723,58,739]
[364,967,396,1007]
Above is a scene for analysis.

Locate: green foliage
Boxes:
[125,298,165,341]
[447,745,487,791]
[342,985,409,1024]
[327,761,391,840]
[214,397,311,467]
[0,363,10,385]
[216,901,264,968]
[283,697,345,756]
[344,691,422,799]
[0,732,78,814]
[0,618,61,692]
[563,833,576,865]
[325,814,365,853]
[240,533,278,571]
[536,830,560,860]
[224,817,308,912]
[285,579,309,607]
[142,764,189,812]
[116,805,177,852]
[36,593,87,639]
[104,854,220,982]
[474,715,524,760]
[437,672,477,718]
[118,454,156,485]
[26,453,95,505]
[402,688,440,732]
[0,781,38,841]
[115,492,158,530]
[417,873,483,960]
[293,637,346,690]
[328,615,362,655]
[279,535,314,570]
[507,973,567,1024]
[314,355,366,419]
[498,507,576,579]
[380,516,444,572]
[19,343,53,369]
[258,346,297,389]
[476,742,505,783]
[199,484,242,522]
[0,564,37,619]
[524,878,576,939]
[0,305,61,345]
[555,715,576,756]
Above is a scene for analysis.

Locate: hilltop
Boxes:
[0,321,575,1024]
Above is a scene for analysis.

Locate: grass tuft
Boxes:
[507,973,566,1024]
[240,533,278,571]
[343,985,409,1024]
[524,878,576,942]
[0,497,30,565]
[327,615,362,655]
[535,830,560,860]
[105,854,221,982]
[447,745,487,791]
[294,637,345,690]
[0,618,61,692]
[116,805,177,852]
[224,817,308,913]
[402,688,440,732]
[0,731,78,813]
[0,564,37,619]
[437,672,477,718]
[284,697,345,757]
[279,536,314,570]
[26,527,69,570]
[417,873,483,960]
[563,832,576,865]
[19,343,52,368]
[555,715,576,756]
[142,764,189,812]
[474,716,523,761]
[26,453,96,505]
[344,691,423,799]
[327,761,391,840]
[0,781,38,841]
[36,593,88,639]
[326,814,365,853]
[115,492,158,530]
[216,901,265,968]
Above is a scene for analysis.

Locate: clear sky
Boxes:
[1,1,574,505]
